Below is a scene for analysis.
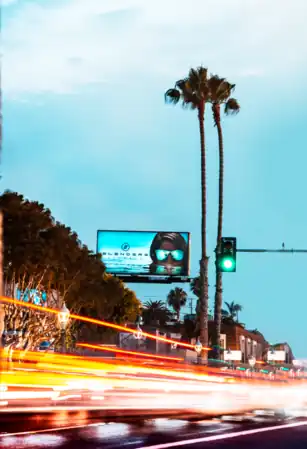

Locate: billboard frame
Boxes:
[96,229,191,284]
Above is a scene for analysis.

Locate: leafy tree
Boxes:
[0,191,141,345]
[142,300,172,327]
[3,272,72,353]
[165,66,210,360]
[167,287,188,321]
[208,75,240,359]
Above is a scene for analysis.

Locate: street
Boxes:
[1,417,307,449]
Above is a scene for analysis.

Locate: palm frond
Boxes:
[175,78,188,91]
[233,303,243,312]
[221,308,229,316]
[165,65,211,113]
[188,68,200,90]
[195,66,208,83]
[182,92,200,109]
[225,97,240,115]
[208,75,225,102]
[208,74,236,103]
[187,66,209,100]
[165,88,181,105]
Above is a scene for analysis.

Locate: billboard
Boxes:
[97,230,190,279]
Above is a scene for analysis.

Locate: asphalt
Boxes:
[1,416,307,449]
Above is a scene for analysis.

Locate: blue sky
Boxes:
[2,0,307,357]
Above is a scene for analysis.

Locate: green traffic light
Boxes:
[222,258,234,270]
[218,237,237,272]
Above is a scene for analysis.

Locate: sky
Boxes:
[2,0,307,357]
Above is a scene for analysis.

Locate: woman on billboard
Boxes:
[149,232,189,276]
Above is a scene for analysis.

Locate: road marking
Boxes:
[138,420,307,449]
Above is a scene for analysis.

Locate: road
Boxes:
[1,416,307,448]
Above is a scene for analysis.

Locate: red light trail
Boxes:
[77,342,184,361]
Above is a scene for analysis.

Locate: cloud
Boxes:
[2,0,19,5]
[2,0,307,96]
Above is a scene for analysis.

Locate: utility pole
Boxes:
[188,297,195,315]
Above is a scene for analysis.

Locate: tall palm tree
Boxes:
[167,287,188,321]
[208,75,240,358]
[0,90,4,351]
[165,66,210,360]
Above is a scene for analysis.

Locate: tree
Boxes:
[223,301,243,322]
[0,191,141,345]
[208,75,240,359]
[111,287,141,325]
[142,300,172,327]
[165,66,210,361]
[167,287,187,321]
[2,272,72,353]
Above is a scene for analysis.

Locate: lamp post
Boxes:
[134,324,143,350]
[58,303,70,353]
[194,339,203,360]
[248,356,256,374]
[134,314,143,350]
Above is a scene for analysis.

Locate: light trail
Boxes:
[0,296,207,351]
[0,423,101,437]
[138,420,307,449]
[77,343,184,362]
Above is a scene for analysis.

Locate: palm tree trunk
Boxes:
[213,104,224,360]
[0,209,4,341]
[0,209,5,383]
[0,93,4,353]
[198,101,209,362]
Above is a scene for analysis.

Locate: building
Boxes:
[209,321,268,363]
[265,342,295,365]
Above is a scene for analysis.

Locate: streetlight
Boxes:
[134,325,143,351]
[58,303,70,353]
[134,324,143,341]
[194,339,202,355]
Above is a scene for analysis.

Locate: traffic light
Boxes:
[217,237,237,272]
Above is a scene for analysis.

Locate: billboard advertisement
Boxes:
[97,230,190,278]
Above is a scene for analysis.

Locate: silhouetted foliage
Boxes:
[167,287,188,321]
[142,300,173,327]
[0,191,141,343]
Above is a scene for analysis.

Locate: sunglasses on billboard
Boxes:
[155,249,184,262]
